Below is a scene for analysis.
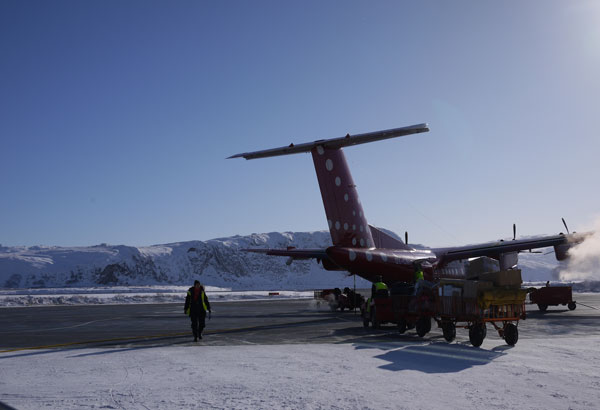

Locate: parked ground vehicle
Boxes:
[529,284,576,311]
[314,287,364,311]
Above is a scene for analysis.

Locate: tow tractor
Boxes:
[529,283,576,312]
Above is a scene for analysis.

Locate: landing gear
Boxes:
[469,323,487,347]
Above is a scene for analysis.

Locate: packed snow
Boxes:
[1,335,599,409]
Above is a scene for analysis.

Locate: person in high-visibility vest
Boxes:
[414,264,425,282]
[184,280,212,342]
[367,275,389,315]
[371,275,389,298]
[413,263,425,295]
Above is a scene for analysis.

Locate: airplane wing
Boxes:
[243,248,328,260]
[434,233,572,265]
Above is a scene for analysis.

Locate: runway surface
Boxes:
[1,294,599,352]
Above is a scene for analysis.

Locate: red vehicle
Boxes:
[361,285,435,338]
[529,285,576,312]
[231,125,588,289]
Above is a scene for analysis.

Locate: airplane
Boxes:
[228,124,587,284]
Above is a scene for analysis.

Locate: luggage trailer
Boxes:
[434,293,526,347]
[362,287,527,347]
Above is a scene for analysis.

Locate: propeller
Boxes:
[405,231,408,245]
[562,218,570,234]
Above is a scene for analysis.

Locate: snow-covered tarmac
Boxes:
[1,289,599,409]
[1,335,599,409]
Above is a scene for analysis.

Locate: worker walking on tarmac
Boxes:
[184,280,212,342]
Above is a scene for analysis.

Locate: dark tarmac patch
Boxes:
[1,294,598,352]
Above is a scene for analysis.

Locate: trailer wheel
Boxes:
[442,322,456,343]
[537,304,548,312]
[397,319,407,334]
[568,302,576,311]
[469,323,486,347]
[504,323,518,346]
[340,306,345,311]
[363,317,370,328]
[416,317,431,338]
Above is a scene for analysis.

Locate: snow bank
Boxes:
[0,286,313,307]
[1,336,599,409]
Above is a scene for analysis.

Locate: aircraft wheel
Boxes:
[568,302,576,311]
[504,323,518,346]
[469,323,487,347]
[442,322,456,343]
[397,319,407,334]
[416,317,431,338]
[538,304,548,312]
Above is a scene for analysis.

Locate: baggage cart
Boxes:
[434,288,527,347]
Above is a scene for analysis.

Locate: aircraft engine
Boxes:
[554,243,570,261]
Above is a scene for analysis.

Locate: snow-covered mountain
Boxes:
[0,232,368,290]
[0,231,561,289]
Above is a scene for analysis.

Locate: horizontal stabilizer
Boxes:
[228,124,429,160]
[242,248,328,259]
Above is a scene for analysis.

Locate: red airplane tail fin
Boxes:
[229,124,429,248]
[311,146,372,248]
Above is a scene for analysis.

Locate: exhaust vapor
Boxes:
[559,216,600,281]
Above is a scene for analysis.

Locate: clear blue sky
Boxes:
[1,1,598,247]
